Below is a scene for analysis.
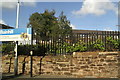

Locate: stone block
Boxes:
[64,72,72,75]
[77,75,84,78]
[87,61,92,64]
[81,65,89,68]
[96,64,103,66]
[106,60,117,62]
[90,64,96,66]
[99,58,105,62]
[99,67,105,69]
[56,62,69,64]
[53,67,61,71]
[59,64,67,67]
[72,72,80,76]
[61,67,69,71]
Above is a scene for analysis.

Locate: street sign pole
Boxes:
[14,41,18,75]
[14,0,20,76]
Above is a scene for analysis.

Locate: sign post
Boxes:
[0,0,33,76]
[30,27,33,77]
[14,41,18,75]
[14,0,20,76]
[0,28,32,76]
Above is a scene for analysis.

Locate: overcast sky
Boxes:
[0,0,119,31]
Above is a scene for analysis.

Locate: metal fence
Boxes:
[72,31,120,51]
[3,30,120,55]
[38,31,120,55]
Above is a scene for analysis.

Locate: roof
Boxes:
[0,24,14,29]
[72,29,118,34]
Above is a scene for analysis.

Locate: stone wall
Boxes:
[2,52,120,78]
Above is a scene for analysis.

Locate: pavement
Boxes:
[1,73,75,80]
[1,73,120,80]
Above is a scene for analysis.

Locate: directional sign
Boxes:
[0,28,32,41]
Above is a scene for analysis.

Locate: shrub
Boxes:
[106,37,119,51]
[2,42,15,55]
[56,40,87,54]
[62,42,74,53]
[18,44,32,55]
[49,43,58,54]
[18,44,47,56]
[88,39,105,51]
[73,40,87,52]
[33,44,47,56]
[52,42,74,54]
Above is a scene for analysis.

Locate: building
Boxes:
[0,23,14,29]
[72,29,116,34]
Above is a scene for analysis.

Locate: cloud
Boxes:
[0,19,6,24]
[1,0,37,9]
[22,2,36,7]
[72,0,117,16]
[2,2,17,9]
[103,27,113,31]
[70,24,76,29]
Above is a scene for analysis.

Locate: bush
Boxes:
[73,40,87,52]
[61,42,74,53]
[2,42,47,56]
[33,44,47,56]
[2,42,15,55]
[55,40,87,54]
[49,42,74,54]
[106,37,119,51]
[2,36,119,56]
[49,43,58,54]
[18,44,47,56]
[18,44,32,55]
[88,39,105,51]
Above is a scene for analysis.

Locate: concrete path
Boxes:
[2,73,75,80]
[2,73,119,80]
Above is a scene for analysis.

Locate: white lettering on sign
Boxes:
[0,30,14,34]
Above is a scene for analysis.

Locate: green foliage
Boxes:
[2,37,119,56]
[28,10,72,41]
[73,40,87,52]
[60,42,74,53]
[118,39,120,48]
[58,11,72,39]
[33,44,47,56]
[54,40,87,54]
[2,42,15,55]
[106,37,119,51]
[89,39,105,51]
[28,10,57,41]
[18,44,47,56]
[18,44,32,55]
[48,42,73,54]
[2,42,47,56]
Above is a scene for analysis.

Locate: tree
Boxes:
[58,11,72,39]
[28,10,56,41]
[27,10,72,42]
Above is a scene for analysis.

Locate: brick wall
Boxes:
[2,52,120,78]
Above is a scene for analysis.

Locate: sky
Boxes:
[0,1,119,31]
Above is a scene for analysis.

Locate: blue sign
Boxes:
[0,28,32,41]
